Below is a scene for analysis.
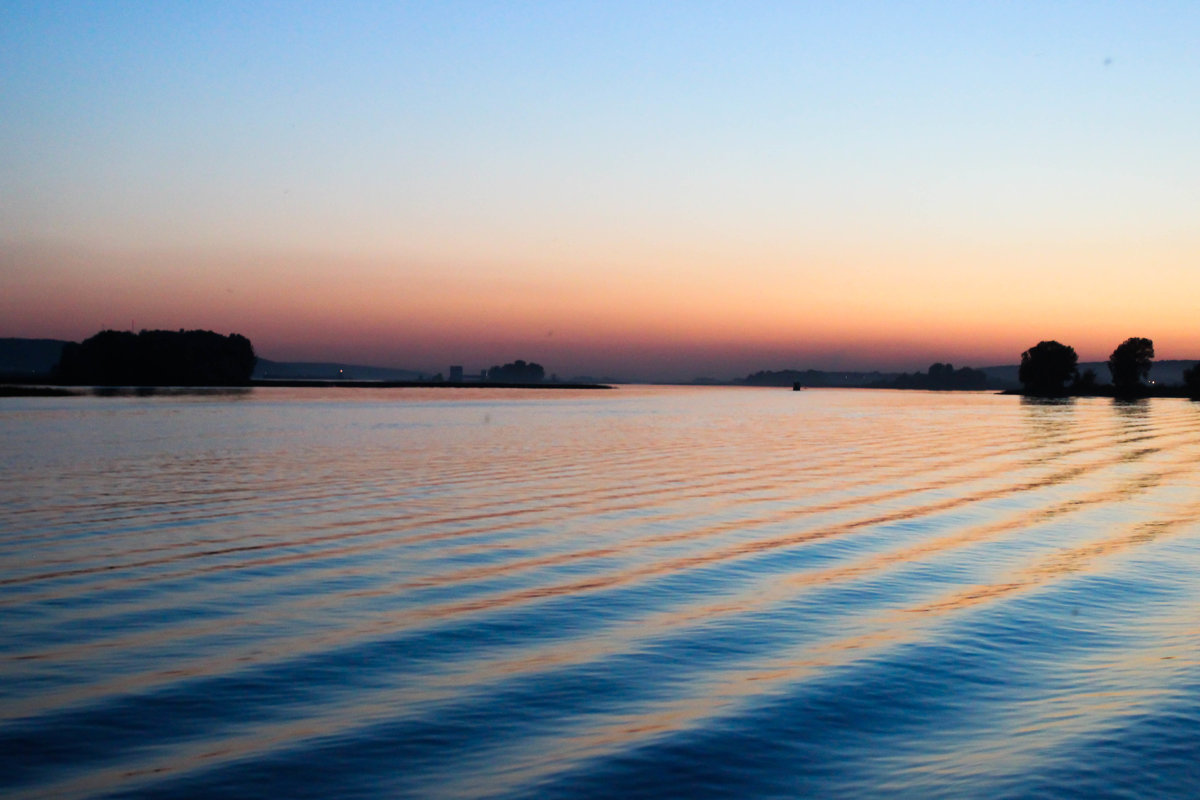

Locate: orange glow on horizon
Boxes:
[5,234,1200,379]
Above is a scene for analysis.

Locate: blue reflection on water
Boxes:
[2,388,1200,799]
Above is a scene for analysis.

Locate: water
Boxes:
[3,386,1200,798]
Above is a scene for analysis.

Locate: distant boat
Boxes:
[792,382,804,391]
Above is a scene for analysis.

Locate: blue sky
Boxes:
[3,2,1199,379]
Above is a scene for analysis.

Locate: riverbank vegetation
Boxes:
[55,329,256,386]
[869,363,989,391]
[1018,337,1200,399]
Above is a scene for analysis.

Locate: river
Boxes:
[3,386,1200,798]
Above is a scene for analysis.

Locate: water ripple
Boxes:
[3,388,1200,798]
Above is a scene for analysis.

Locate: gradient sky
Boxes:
[3,2,1199,380]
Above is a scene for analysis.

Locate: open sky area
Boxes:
[3,2,1198,381]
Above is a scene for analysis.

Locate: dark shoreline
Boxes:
[250,379,612,389]
[0,380,612,396]
[0,385,82,397]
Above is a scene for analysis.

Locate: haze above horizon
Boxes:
[3,2,1198,382]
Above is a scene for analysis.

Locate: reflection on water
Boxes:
[90,386,255,398]
[3,387,1200,798]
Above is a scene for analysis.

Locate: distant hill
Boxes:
[1141,360,1195,386]
[253,359,426,382]
[0,338,71,377]
[979,365,1021,390]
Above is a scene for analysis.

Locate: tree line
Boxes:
[1019,337,1200,398]
[56,329,257,386]
[48,330,562,388]
[873,363,989,391]
[485,359,545,383]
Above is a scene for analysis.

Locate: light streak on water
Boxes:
[3,387,1200,798]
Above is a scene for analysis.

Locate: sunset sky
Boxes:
[3,2,1199,380]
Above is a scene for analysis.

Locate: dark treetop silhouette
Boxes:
[56,329,257,386]
[486,360,545,383]
[1107,337,1154,395]
[873,363,989,390]
[1018,340,1078,396]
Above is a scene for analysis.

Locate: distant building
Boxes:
[449,365,463,383]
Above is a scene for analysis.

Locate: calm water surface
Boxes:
[3,386,1200,798]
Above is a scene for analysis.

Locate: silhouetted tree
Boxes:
[486,359,545,383]
[56,329,256,386]
[1107,337,1154,395]
[1184,363,1200,400]
[1018,340,1078,396]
